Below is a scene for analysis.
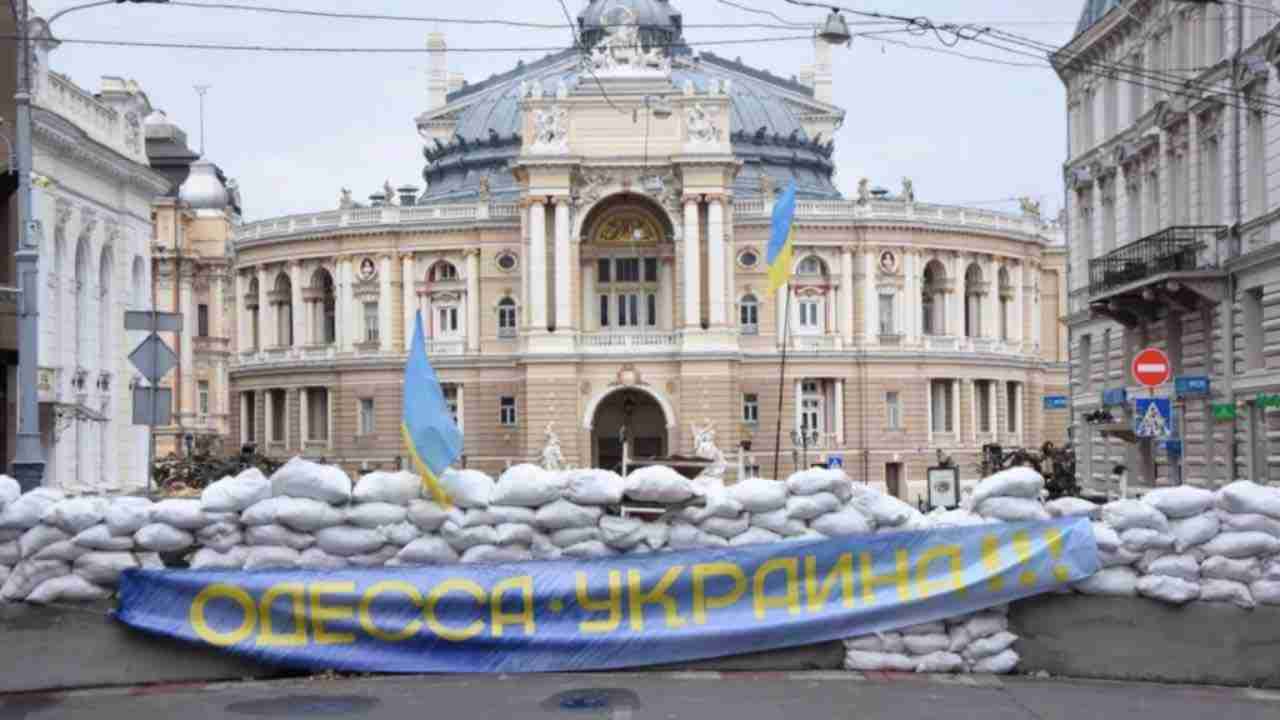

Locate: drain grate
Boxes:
[225,694,380,717]
[540,688,641,714]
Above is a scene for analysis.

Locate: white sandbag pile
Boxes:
[844,609,1016,674]
[969,468,1049,522]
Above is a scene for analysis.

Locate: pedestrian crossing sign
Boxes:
[1134,398,1173,439]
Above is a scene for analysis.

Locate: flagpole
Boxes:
[773,284,792,481]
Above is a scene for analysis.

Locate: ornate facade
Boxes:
[228,1,1068,502]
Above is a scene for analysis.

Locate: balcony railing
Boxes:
[427,339,465,356]
[790,335,837,352]
[577,331,680,352]
[1087,226,1222,297]
[924,335,960,351]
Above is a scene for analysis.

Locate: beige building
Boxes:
[228,1,1068,502]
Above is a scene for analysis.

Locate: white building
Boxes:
[26,22,168,492]
[1057,0,1280,490]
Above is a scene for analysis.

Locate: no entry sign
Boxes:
[1132,347,1172,388]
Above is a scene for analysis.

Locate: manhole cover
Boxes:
[540,688,641,714]
[225,694,379,717]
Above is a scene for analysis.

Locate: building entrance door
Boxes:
[592,389,666,472]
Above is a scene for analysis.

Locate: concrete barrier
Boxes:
[1011,595,1280,689]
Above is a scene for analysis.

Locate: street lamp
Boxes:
[7,0,172,490]
[790,428,820,470]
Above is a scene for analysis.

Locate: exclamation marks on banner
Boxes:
[1044,527,1070,583]
[985,528,1072,591]
[981,535,1003,592]
[1013,531,1036,587]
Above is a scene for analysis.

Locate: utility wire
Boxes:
[714,0,810,28]
[554,0,626,115]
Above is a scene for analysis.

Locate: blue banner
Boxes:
[1043,396,1069,410]
[1175,376,1210,397]
[1102,388,1128,407]
[115,519,1098,673]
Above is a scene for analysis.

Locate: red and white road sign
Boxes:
[1132,347,1172,388]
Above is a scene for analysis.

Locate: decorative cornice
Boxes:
[32,107,169,195]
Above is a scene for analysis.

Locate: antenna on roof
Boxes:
[194,84,211,156]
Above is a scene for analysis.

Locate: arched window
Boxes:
[797,255,824,276]
[922,259,947,336]
[130,256,146,310]
[497,297,517,338]
[793,256,829,335]
[739,293,759,335]
[274,272,294,347]
[964,263,983,338]
[429,261,458,283]
[98,245,113,374]
[74,237,91,369]
[310,268,336,345]
[998,266,1012,341]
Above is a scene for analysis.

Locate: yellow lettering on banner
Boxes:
[257,583,308,647]
[491,576,535,637]
[425,579,486,642]
[190,583,257,647]
[1013,531,1037,587]
[576,571,623,634]
[309,582,356,645]
[803,553,855,613]
[627,566,687,631]
[691,562,747,625]
[915,545,964,599]
[359,581,424,642]
[1045,527,1071,582]
[982,535,1004,592]
[859,550,912,605]
[752,558,801,620]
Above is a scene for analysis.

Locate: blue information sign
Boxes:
[1135,398,1174,438]
[1043,396,1069,410]
[1175,376,1210,397]
[1102,388,1128,407]
[827,455,844,469]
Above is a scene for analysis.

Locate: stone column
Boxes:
[554,198,572,332]
[951,379,961,444]
[299,387,310,447]
[904,250,919,344]
[982,256,998,339]
[863,249,877,343]
[289,261,304,348]
[833,379,845,446]
[1030,264,1042,350]
[179,273,195,414]
[582,259,596,332]
[466,249,481,353]
[211,272,225,340]
[948,254,963,337]
[661,258,675,331]
[683,199,702,329]
[235,271,249,354]
[402,254,416,348]
[528,199,547,331]
[257,266,273,347]
[707,197,726,326]
[335,259,349,351]
[840,246,854,344]
[379,255,393,352]
[1011,261,1025,349]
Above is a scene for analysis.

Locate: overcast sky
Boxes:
[36,0,1080,221]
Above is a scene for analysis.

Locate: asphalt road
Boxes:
[2,672,1279,720]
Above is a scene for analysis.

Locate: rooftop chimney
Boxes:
[428,32,448,110]
[397,185,420,207]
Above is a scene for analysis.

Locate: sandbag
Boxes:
[1197,531,1280,559]
[1265,558,1280,581]
[134,524,194,553]
[844,635,887,652]
[34,539,88,563]
[563,540,615,559]
[963,613,1008,640]
[42,497,107,535]
[900,621,945,636]
[1102,499,1169,533]
[535,499,603,531]
[1,559,68,601]
[1201,556,1261,584]
[947,625,971,653]
[27,574,110,604]
[730,527,782,546]
[914,651,966,673]
[135,552,165,570]
[0,540,18,565]
[963,631,1017,661]
[196,522,243,553]
[270,457,352,504]
[150,499,208,530]
[461,544,532,564]
[105,497,154,536]
[492,464,561,507]
[786,469,853,501]
[345,502,408,529]
[1218,511,1280,537]
[453,508,498,529]
[972,649,1020,674]
[727,478,788,513]
[298,548,349,570]
[274,498,345,533]
[407,500,449,532]
[245,523,316,550]
[563,469,625,506]
[1136,575,1200,604]
[695,489,744,521]
[1199,578,1255,609]
[74,525,136,552]
[624,466,696,503]
[902,633,950,656]
[1217,481,1280,519]
[1091,522,1121,552]
[750,508,808,537]
[844,650,915,672]
[1120,527,1175,553]
[0,489,64,531]
[1145,553,1199,582]
[201,468,271,513]
[1143,486,1216,519]
[488,506,537,526]
[0,475,19,509]
[495,522,536,547]
[810,508,873,537]
[786,492,841,521]
[969,467,1044,506]
[551,526,600,549]
[1045,497,1098,519]
[1251,580,1280,605]
[189,547,249,571]
[240,497,290,527]
[348,545,399,568]
[75,551,139,584]
[976,497,1050,522]
[700,515,749,539]
[598,516,646,550]
[244,546,301,570]
[1098,546,1142,568]
[440,522,498,551]
[1169,513,1220,553]
[353,471,422,506]
[928,509,990,528]
[850,486,920,528]
[438,469,495,508]
[19,524,70,559]
[314,526,386,557]
[380,522,422,546]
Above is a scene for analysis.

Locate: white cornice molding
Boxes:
[33,108,170,196]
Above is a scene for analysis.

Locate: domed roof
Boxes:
[178,158,230,210]
[578,0,682,49]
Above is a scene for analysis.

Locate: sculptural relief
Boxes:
[532,106,569,152]
[686,103,721,145]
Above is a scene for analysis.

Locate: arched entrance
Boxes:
[589,387,669,472]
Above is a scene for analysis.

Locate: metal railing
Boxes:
[1087,226,1222,296]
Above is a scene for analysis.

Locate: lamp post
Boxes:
[7,1,170,489]
[790,428,819,470]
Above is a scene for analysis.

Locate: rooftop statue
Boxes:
[583,7,670,77]
[1019,196,1042,219]
[540,422,565,471]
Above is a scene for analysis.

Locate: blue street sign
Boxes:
[1135,398,1173,438]
[827,455,844,470]
[1102,388,1128,407]
[1043,396,1069,410]
[1175,376,1210,397]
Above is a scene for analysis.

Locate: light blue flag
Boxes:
[401,311,463,506]
[766,180,798,296]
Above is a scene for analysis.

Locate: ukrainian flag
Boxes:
[766,180,798,296]
[402,310,464,506]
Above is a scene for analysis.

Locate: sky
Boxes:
[35,0,1082,221]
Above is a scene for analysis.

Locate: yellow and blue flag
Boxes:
[402,310,463,506]
[766,180,798,296]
